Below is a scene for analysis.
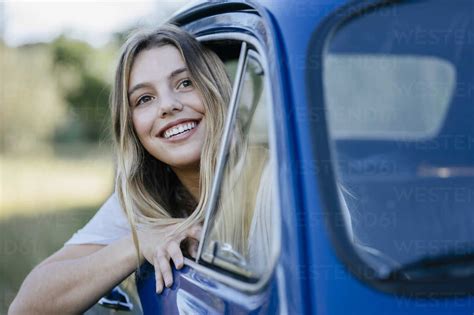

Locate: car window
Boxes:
[198,46,275,280]
[324,54,455,140]
[315,0,474,285]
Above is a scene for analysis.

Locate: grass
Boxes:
[0,153,144,313]
[0,206,96,313]
[0,155,115,219]
[0,207,142,314]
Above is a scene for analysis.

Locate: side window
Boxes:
[310,0,474,293]
[199,45,276,280]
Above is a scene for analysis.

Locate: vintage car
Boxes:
[98,0,474,313]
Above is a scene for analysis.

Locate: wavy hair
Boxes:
[111,24,232,261]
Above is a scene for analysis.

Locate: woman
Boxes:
[9,24,237,314]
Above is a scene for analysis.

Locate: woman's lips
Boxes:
[157,118,200,138]
[162,120,198,139]
[159,120,200,142]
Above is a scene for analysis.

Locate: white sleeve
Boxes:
[64,193,131,246]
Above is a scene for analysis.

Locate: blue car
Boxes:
[99,0,474,313]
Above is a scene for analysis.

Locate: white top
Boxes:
[64,193,131,246]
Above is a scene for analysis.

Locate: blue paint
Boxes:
[136,0,474,313]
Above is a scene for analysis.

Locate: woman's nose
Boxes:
[158,92,184,118]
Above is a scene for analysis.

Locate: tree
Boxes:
[0,42,66,153]
[51,36,113,143]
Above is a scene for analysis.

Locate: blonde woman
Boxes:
[9,24,244,314]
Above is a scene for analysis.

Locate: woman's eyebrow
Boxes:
[128,83,149,97]
[168,67,188,79]
[128,67,189,96]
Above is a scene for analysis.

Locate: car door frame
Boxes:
[136,4,304,314]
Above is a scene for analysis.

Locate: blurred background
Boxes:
[0,1,190,312]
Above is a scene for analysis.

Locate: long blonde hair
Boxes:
[111,24,231,261]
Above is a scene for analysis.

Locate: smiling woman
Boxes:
[9,24,235,314]
[110,25,234,272]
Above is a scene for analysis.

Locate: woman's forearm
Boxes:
[9,235,140,315]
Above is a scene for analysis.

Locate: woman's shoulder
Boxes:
[64,192,130,246]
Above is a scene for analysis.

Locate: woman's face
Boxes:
[128,45,206,171]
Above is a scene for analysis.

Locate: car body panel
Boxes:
[132,1,474,314]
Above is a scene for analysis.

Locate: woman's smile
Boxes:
[159,119,201,140]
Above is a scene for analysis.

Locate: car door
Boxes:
[303,0,474,313]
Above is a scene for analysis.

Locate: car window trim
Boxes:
[195,41,249,262]
[181,32,282,294]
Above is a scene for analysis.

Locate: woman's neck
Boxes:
[171,166,200,201]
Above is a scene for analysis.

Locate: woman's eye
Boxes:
[178,79,193,89]
[136,95,154,106]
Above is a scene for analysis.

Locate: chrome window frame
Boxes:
[180,32,282,294]
[195,41,249,263]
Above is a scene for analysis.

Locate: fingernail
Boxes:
[156,285,162,294]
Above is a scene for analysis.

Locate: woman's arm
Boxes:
[9,223,202,315]
[9,236,138,315]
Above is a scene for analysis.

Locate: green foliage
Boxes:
[52,35,92,69]
[0,34,118,153]
[0,43,67,153]
[64,72,110,141]
[51,36,114,143]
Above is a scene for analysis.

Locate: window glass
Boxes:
[320,0,474,280]
[201,52,275,279]
[324,54,455,139]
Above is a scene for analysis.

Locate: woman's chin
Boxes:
[165,153,201,172]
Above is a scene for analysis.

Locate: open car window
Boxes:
[196,43,277,281]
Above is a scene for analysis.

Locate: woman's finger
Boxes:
[153,254,164,294]
[157,252,173,288]
[167,241,184,270]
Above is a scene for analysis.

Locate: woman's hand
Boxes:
[137,222,202,294]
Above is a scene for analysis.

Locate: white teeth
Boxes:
[164,121,197,139]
